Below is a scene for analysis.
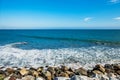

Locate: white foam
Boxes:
[0,42,120,69]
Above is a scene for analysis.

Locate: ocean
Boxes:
[0,29,120,68]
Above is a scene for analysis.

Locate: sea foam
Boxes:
[0,42,120,69]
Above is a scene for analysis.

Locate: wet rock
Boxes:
[75,67,87,76]
[19,68,29,76]
[93,64,105,73]
[22,75,35,80]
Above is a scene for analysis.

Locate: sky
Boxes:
[0,0,120,29]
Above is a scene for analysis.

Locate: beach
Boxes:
[0,63,120,80]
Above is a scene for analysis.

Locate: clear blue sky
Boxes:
[0,0,120,29]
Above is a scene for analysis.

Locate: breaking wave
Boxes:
[0,42,120,69]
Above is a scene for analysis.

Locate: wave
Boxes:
[20,35,120,47]
[0,42,120,69]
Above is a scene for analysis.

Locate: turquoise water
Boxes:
[0,29,120,49]
[0,29,120,67]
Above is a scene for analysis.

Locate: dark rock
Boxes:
[113,64,120,70]
[59,72,69,77]
[75,67,87,76]
[93,64,105,73]
[66,71,74,77]
[116,70,120,75]
[105,68,114,73]
[61,66,68,72]
[29,67,37,71]
[0,70,5,74]
[104,64,112,69]
[87,70,96,78]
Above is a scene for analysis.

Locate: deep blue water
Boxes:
[0,29,120,49]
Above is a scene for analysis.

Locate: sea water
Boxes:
[0,29,120,69]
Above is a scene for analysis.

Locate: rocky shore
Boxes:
[0,63,120,80]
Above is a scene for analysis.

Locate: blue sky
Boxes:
[0,0,120,29]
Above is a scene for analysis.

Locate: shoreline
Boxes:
[0,63,120,80]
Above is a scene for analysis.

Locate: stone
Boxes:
[87,70,96,78]
[45,71,52,80]
[19,68,28,76]
[113,64,120,70]
[37,67,43,72]
[6,68,14,74]
[0,70,5,74]
[32,71,39,77]
[9,76,16,80]
[61,66,69,72]
[105,68,114,73]
[29,67,37,71]
[93,64,105,73]
[59,72,69,77]
[101,75,109,80]
[22,75,35,80]
[66,71,74,77]
[104,64,112,69]
[116,70,120,75]
[13,70,22,79]
[68,68,74,72]
[47,67,55,79]
[75,67,87,76]
[93,70,103,75]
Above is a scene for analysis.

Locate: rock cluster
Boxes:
[0,64,119,80]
